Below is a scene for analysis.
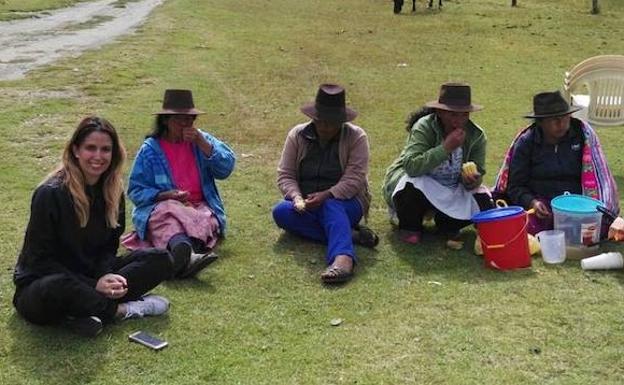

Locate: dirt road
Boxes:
[0,0,164,81]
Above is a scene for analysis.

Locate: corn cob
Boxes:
[461,161,478,177]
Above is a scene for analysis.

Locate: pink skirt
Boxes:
[122,200,220,251]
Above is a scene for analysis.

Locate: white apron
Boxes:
[390,147,483,221]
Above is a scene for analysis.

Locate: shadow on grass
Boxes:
[159,241,234,292]
[7,309,172,383]
[162,276,216,292]
[7,312,110,384]
[582,242,624,289]
[272,231,379,288]
[385,226,539,283]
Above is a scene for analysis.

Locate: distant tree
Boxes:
[591,0,600,14]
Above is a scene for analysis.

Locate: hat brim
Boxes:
[523,105,583,119]
[300,103,358,122]
[153,108,205,115]
[425,101,483,112]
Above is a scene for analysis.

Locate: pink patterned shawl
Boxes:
[493,120,619,215]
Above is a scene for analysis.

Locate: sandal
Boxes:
[352,224,379,248]
[321,265,354,284]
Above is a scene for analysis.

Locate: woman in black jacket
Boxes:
[13,116,173,337]
[498,91,618,235]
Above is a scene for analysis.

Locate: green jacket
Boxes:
[382,113,487,208]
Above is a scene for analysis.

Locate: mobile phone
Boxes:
[128,331,168,350]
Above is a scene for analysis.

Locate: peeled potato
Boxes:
[293,196,306,211]
[527,234,540,255]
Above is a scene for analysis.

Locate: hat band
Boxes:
[439,96,472,106]
[315,104,347,120]
[535,102,571,116]
[441,102,472,109]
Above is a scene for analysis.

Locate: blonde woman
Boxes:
[13,116,172,337]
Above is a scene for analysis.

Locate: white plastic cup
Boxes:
[537,230,566,264]
[581,252,624,270]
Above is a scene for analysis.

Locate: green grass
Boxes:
[2,0,624,384]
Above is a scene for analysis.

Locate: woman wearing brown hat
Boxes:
[493,90,619,236]
[272,84,377,284]
[122,89,236,279]
[382,82,494,247]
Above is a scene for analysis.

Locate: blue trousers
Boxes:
[272,198,363,265]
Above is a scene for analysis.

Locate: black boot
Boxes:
[167,234,192,278]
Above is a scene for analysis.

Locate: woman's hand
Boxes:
[96,273,128,299]
[293,195,306,213]
[443,128,466,152]
[157,189,190,203]
[461,172,481,189]
[182,126,201,143]
[184,127,214,156]
[304,190,332,210]
[531,199,551,219]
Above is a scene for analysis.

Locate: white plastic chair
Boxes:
[563,56,624,126]
[564,55,624,88]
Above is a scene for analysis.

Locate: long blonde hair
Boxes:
[44,116,126,228]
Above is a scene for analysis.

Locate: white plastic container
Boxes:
[536,230,566,264]
[551,193,603,259]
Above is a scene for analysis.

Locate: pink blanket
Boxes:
[122,200,220,251]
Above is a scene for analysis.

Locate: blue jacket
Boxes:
[128,131,236,239]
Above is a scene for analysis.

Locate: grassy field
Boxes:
[1,0,624,384]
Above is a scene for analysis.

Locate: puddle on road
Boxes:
[0,0,164,81]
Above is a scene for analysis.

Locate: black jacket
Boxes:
[507,119,584,209]
[14,176,124,288]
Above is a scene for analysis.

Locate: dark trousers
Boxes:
[393,182,494,234]
[13,248,172,325]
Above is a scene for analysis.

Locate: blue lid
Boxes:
[471,206,524,223]
[551,193,603,214]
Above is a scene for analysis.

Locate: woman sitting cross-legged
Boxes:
[13,116,172,337]
[272,84,378,284]
[493,90,619,236]
[122,89,236,279]
[382,82,494,248]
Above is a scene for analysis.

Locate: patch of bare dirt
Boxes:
[0,0,163,81]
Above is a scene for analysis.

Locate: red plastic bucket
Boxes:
[472,206,531,270]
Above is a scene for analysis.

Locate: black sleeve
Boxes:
[93,195,126,278]
[506,135,535,209]
[19,184,97,286]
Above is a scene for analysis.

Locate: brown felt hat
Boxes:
[523,90,582,118]
[425,82,483,112]
[154,89,205,115]
[300,84,357,122]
